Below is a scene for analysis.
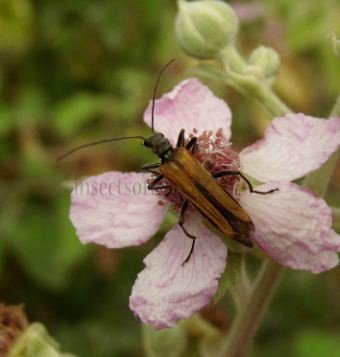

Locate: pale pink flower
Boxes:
[70,79,340,329]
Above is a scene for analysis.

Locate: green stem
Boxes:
[251,84,291,117]
[220,46,247,73]
[219,47,291,117]
[218,259,284,357]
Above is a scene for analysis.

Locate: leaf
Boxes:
[8,323,77,357]
[8,193,88,290]
[0,237,5,276]
[0,104,15,136]
[0,0,33,54]
[54,93,112,136]
[293,330,340,357]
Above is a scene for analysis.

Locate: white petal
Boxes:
[240,182,340,273]
[70,172,168,248]
[144,78,232,144]
[240,114,340,182]
[129,213,227,329]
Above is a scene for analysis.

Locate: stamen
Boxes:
[152,129,242,210]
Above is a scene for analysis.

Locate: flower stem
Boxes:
[218,259,284,357]
[251,84,291,118]
[219,47,291,118]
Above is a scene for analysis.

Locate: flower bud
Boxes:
[247,46,280,78]
[175,0,239,59]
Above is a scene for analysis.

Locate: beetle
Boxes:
[142,127,277,264]
[58,60,277,264]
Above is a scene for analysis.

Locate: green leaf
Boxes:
[142,324,187,357]
[293,330,340,357]
[8,193,88,290]
[54,93,112,136]
[213,252,242,303]
[0,0,33,55]
[0,236,5,276]
[8,323,77,357]
[0,104,15,136]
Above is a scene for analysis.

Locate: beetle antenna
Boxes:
[57,135,146,162]
[151,59,175,132]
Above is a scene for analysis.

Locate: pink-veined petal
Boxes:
[70,172,168,248]
[144,78,232,144]
[239,182,340,273]
[129,213,227,329]
[240,114,340,182]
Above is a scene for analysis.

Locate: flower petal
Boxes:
[129,213,227,329]
[144,78,232,144]
[239,182,340,273]
[70,172,168,248]
[240,114,340,182]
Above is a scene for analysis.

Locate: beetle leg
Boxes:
[142,162,160,172]
[213,170,278,195]
[192,142,199,154]
[176,129,185,147]
[179,200,196,265]
[148,174,171,191]
[144,165,172,194]
[186,136,198,152]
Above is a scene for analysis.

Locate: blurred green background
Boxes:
[0,0,339,356]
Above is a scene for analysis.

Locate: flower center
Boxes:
[152,129,242,211]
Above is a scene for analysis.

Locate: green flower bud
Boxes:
[175,0,239,59]
[247,46,280,79]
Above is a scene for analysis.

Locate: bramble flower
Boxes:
[70,79,340,329]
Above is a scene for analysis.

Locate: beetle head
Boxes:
[144,133,173,160]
